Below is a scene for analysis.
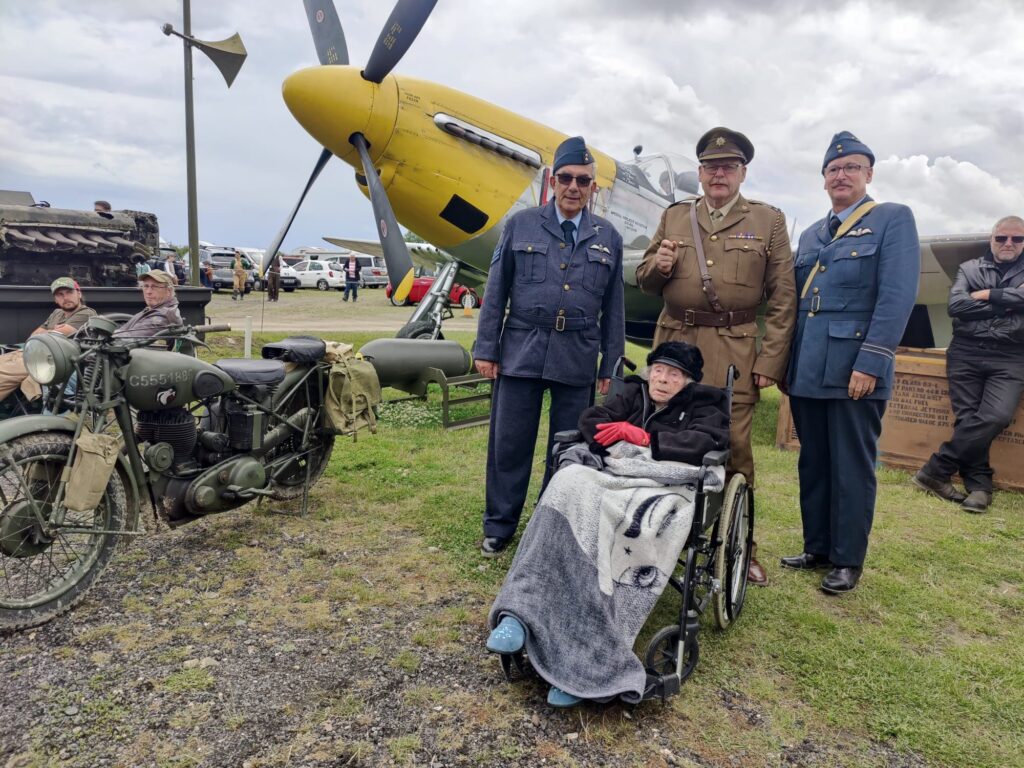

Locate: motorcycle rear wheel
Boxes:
[268,387,335,501]
[0,433,127,632]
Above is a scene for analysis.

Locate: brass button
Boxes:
[601,258,607,264]
[743,245,750,250]
[812,287,820,294]
[819,265,827,272]
[808,311,816,317]
[851,250,858,257]
[855,331,862,337]
[710,235,719,242]
[527,246,533,252]
[563,284,570,291]
[560,263,567,270]
[706,259,714,266]
[558,309,565,315]
[559,243,566,249]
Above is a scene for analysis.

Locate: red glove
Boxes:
[594,421,650,447]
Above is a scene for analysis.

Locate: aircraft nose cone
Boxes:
[282,65,398,166]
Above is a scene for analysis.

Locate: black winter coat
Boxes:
[948,255,1024,347]
[578,376,730,465]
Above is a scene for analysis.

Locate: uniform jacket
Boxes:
[578,377,730,465]
[473,201,626,387]
[947,255,1024,348]
[635,195,796,404]
[787,198,920,399]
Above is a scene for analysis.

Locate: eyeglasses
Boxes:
[555,173,593,187]
[700,162,742,174]
[824,163,869,178]
[137,282,168,290]
[993,235,1024,244]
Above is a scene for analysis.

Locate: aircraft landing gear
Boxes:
[396,260,461,341]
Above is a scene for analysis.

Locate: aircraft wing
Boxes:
[323,236,453,274]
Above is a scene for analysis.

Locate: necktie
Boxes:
[828,215,840,238]
[710,209,724,222]
[561,219,576,246]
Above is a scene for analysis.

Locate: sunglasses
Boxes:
[993,235,1024,244]
[555,173,593,187]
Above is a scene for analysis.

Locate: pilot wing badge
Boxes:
[847,227,873,237]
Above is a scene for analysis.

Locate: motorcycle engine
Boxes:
[136,408,196,466]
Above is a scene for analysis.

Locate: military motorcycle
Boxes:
[0,319,340,631]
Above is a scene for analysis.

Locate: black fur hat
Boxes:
[646,341,703,382]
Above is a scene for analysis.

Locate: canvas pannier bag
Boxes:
[323,344,382,436]
[65,431,120,512]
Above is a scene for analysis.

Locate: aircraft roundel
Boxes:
[316,9,324,23]
[380,219,388,238]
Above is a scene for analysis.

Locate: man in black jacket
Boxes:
[914,215,1024,512]
[578,341,730,465]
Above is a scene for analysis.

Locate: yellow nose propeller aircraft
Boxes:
[266,0,700,342]
[269,0,985,347]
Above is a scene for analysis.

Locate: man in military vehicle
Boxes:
[114,269,183,338]
[914,215,1024,513]
[0,277,96,403]
[474,135,625,558]
[636,127,797,587]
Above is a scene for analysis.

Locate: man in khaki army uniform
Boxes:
[636,127,797,586]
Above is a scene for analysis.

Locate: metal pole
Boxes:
[183,0,201,286]
[244,316,253,358]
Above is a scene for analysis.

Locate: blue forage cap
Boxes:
[822,131,874,172]
[552,136,594,173]
[647,341,704,382]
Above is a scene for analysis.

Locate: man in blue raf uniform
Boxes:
[473,136,626,557]
[782,131,920,594]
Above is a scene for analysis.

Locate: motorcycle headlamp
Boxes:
[23,333,78,386]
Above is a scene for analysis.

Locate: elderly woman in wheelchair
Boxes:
[486,340,753,707]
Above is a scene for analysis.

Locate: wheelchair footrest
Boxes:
[498,650,529,682]
[641,672,680,702]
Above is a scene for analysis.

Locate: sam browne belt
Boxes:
[664,306,757,327]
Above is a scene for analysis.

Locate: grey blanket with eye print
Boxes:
[489,443,724,704]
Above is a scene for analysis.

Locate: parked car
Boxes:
[202,247,255,294]
[291,259,345,290]
[385,270,480,308]
[275,263,300,292]
[357,255,389,288]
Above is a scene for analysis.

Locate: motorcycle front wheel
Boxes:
[0,432,127,632]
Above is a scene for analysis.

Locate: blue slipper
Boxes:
[486,615,525,654]
[547,686,582,708]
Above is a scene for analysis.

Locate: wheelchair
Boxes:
[506,363,753,702]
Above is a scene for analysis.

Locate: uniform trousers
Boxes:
[923,343,1024,492]
[728,400,756,488]
[484,374,593,541]
[789,396,887,568]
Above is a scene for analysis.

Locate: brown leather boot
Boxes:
[747,542,768,587]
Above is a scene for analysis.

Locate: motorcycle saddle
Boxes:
[261,335,326,364]
[214,358,286,386]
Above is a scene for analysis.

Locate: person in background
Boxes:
[162,251,183,285]
[342,253,361,302]
[94,200,111,214]
[914,215,1024,513]
[232,250,247,301]
[267,257,281,302]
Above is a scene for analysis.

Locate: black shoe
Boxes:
[780,552,830,570]
[960,490,992,513]
[913,468,967,503]
[481,537,510,558]
[821,566,862,594]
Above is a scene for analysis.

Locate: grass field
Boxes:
[198,325,1024,768]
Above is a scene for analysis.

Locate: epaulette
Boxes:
[746,199,782,213]
[666,195,700,210]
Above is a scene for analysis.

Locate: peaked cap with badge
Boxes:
[696,127,755,164]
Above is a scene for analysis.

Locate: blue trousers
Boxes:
[790,396,887,568]
[483,375,593,541]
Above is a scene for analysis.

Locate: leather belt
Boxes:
[665,306,757,327]
[509,311,594,332]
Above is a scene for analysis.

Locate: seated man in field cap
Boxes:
[914,215,1024,513]
[114,269,183,338]
[0,277,96,404]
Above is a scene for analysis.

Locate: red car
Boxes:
[386,275,480,308]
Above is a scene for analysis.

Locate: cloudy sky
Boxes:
[2,0,1022,252]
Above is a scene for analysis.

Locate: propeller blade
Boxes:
[264,147,333,272]
[361,0,437,83]
[302,0,349,65]
[351,133,415,302]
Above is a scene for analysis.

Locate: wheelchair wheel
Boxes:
[713,474,752,629]
[644,625,699,682]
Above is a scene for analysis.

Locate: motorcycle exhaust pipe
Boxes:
[259,406,312,453]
